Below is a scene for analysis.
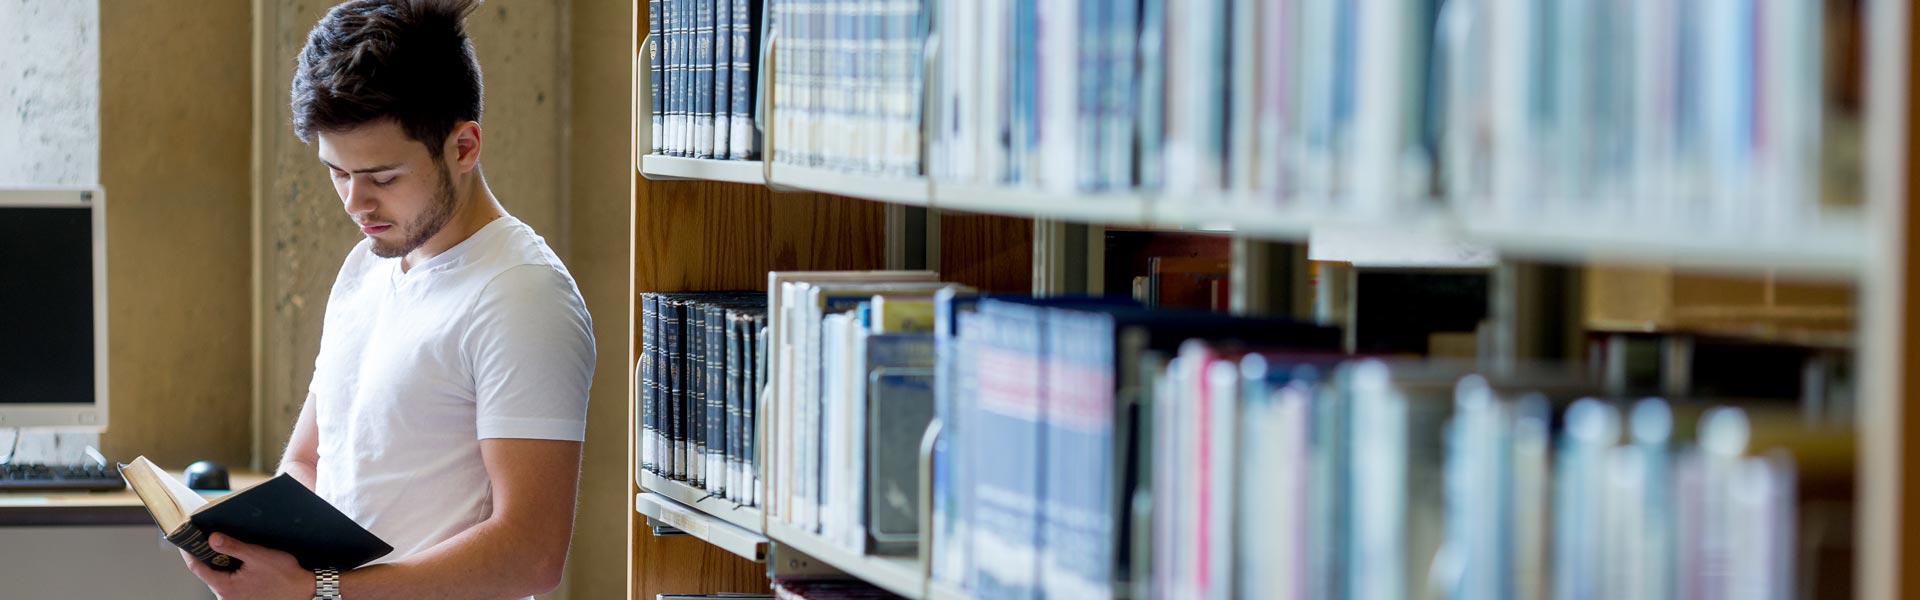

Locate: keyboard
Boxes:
[0,462,127,492]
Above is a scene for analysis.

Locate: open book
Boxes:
[118,456,392,572]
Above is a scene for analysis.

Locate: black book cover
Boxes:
[187,475,393,572]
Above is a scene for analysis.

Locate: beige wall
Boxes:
[562,0,633,597]
[97,0,254,468]
[253,0,572,467]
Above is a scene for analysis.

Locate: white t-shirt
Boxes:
[309,215,594,572]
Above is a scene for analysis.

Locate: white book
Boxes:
[1226,0,1261,195]
[1347,1,1405,216]
[1037,0,1079,194]
[978,0,1009,184]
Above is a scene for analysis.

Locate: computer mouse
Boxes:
[184,460,230,491]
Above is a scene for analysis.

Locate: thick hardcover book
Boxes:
[713,0,734,161]
[120,457,391,572]
[650,0,666,154]
[641,293,658,473]
[970,299,1047,599]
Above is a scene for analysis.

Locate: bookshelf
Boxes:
[634,492,769,562]
[640,155,767,185]
[764,521,925,599]
[626,0,1917,598]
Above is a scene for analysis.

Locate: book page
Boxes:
[119,456,206,533]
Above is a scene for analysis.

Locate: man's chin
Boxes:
[368,238,407,259]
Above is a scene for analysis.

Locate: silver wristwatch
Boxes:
[312,567,342,600]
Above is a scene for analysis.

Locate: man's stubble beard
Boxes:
[369,165,458,259]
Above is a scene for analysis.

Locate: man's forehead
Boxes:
[315,121,422,170]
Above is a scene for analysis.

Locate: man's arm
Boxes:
[186,437,582,600]
[278,393,321,490]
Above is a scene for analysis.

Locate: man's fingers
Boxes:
[208,532,268,562]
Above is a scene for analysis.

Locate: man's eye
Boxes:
[373,176,397,187]
[329,170,348,181]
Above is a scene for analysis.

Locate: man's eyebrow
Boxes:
[319,159,403,174]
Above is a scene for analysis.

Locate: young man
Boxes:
[179,1,594,599]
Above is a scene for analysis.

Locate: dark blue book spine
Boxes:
[751,318,768,506]
[713,0,734,161]
[1077,0,1103,191]
[666,298,685,477]
[650,0,665,154]
[667,0,683,156]
[1136,0,1164,189]
[726,313,742,499]
[689,300,706,485]
[710,306,726,493]
[696,0,716,159]
[641,294,657,473]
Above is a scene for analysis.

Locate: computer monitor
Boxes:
[0,188,107,431]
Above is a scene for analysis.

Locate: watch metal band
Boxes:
[313,567,342,600]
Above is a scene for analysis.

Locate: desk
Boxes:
[0,471,271,600]
[0,471,272,527]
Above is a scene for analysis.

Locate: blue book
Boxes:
[695,0,716,159]
[1076,0,1102,191]
[1039,308,1115,599]
[1101,0,1136,189]
[650,0,665,154]
[931,288,981,585]
[730,0,757,159]
[671,0,688,156]
[969,299,1046,599]
[713,0,734,160]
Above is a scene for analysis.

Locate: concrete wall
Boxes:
[96,0,254,468]
[253,0,572,468]
[0,0,98,187]
[562,0,633,597]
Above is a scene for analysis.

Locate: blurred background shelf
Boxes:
[767,164,931,206]
[932,183,1152,225]
[640,155,766,184]
[634,492,769,562]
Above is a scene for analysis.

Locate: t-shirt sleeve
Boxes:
[465,264,597,441]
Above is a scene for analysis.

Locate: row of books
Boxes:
[647,0,762,160]
[637,275,1832,599]
[1167,352,1806,600]
[765,0,927,176]
[765,271,950,553]
[636,292,768,507]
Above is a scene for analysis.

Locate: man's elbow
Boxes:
[521,549,568,595]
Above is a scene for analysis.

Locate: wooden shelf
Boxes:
[637,470,765,534]
[766,520,925,599]
[641,155,767,184]
[635,493,769,562]
[766,163,931,206]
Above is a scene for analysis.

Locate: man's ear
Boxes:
[446,121,482,174]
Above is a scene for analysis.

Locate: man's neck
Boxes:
[402,174,505,272]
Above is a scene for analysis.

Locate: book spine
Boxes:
[669,0,686,156]
[692,301,708,486]
[702,304,718,491]
[641,294,657,473]
[730,0,756,160]
[651,0,666,154]
[970,300,1044,599]
[714,0,734,161]
[168,522,241,572]
[697,0,716,159]
[1100,0,1135,190]
[1135,0,1164,189]
[1039,310,1116,599]
[753,319,769,507]
[727,313,743,500]
[668,298,686,478]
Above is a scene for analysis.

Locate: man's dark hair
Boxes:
[291,0,483,158]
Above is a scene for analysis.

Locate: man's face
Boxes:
[316,120,458,259]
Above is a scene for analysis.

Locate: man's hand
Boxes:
[181,532,315,600]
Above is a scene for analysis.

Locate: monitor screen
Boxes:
[0,205,95,404]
